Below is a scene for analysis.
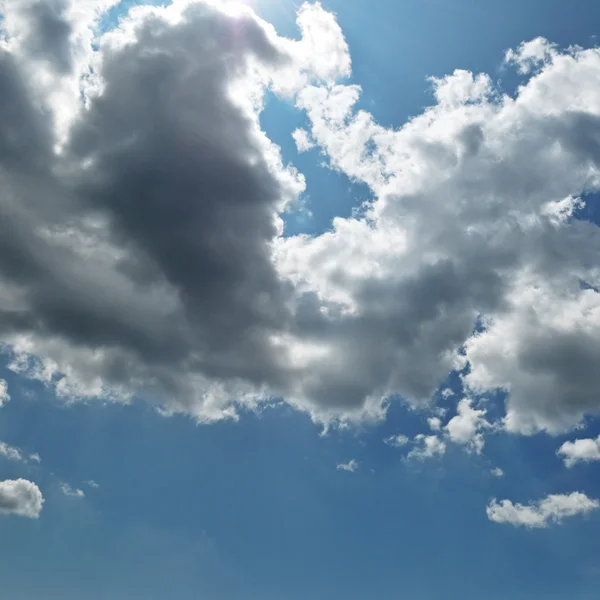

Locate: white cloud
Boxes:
[491,467,504,478]
[445,399,491,454]
[336,459,358,472]
[427,417,442,432]
[558,436,600,467]
[504,37,557,74]
[0,441,25,462]
[0,379,9,407]
[60,483,85,498]
[430,69,492,108]
[0,479,44,518]
[86,479,99,488]
[408,435,446,461]
[0,441,40,464]
[292,128,315,152]
[384,434,410,447]
[279,32,600,432]
[487,492,599,528]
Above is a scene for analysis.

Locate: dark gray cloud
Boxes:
[0,1,304,415]
[24,0,73,72]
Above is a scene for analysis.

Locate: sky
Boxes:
[1,0,600,598]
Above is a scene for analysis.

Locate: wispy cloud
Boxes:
[60,483,85,498]
[336,459,359,473]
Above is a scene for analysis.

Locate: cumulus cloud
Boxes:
[408,435,446,461]
[0,0,599,434]
[0,0,341,422]
[280,30,600,433]
[504,37,557,74]
[427,417,442,432]
[292,128,315,152]
[0,479,44,518]
[491,467,504,478]
[445,399,491,454]
[487,492,599,528]
[337,459,358,472]
[558,436,600,467]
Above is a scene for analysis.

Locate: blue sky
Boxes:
[1,1,600,598]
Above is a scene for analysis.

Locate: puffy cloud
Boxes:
[86,479,99,488]
[60,483,85,497]
[408,435,446,461]
[504,37,557,74]
[336,459,358,472]
[444,399,491,454]
[427,417,442,432]
[491,467,504,478]
[292,128,315,152]
[558,436,600,467]
[487,492,599,528]
[0,479,44,518]
[281,32,600,433]
[1,1,600,434]
[0,0,352,423]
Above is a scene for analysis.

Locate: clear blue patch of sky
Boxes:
[1,358,600,598]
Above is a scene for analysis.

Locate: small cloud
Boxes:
[384,434,410,447]
[487,492,599,528]
[0,441,25,463]
[441,388,454,400]
[86,480,100,489]
[427,417,442,432]
[337,459,358,472]
[408,435,446,461]
[0,442,41,465]
[557,436,600,468]
[0,379,9,407]
[445,398,491,455]
[292,128,315,152]
[0,479,44,518]
[491,467,504,478]
[60,483,85,498]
